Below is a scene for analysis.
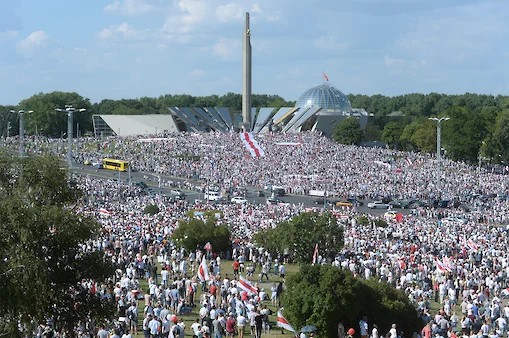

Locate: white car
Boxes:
[204,191,222,201]
[442,216,467,225]
[367,201,390,209]
[231,196,248,204]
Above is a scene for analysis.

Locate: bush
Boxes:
[143,204,160,215]
[283,265,421,338]
[357,215,369,226]
[374,219,388,228]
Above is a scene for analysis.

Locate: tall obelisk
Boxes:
[242,12,252,131]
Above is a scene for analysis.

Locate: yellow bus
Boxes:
[102,158,129,172]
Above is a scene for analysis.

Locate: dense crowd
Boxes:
[2,131,509,338]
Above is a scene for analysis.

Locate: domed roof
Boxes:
[295,83,352,112]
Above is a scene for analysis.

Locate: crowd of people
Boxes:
[2,130,509,338]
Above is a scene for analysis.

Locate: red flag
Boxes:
[323,72,329,82]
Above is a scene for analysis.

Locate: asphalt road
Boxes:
[72,163,411,217]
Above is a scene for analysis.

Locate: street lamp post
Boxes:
[10,109,33,157]
[55,105,86,167]
[429,116,450,195]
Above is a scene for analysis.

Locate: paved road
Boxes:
[72,163,411,217]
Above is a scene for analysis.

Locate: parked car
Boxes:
[367,201,390,209]
[347,197,363,206]
[389,200,404,209]
[266,197,284,205]
[271,186,286,196]
[442,216,468,225]
[204,191,222,201]
[313,198,338,205]
[135,181,148,190]
[231,196,248,204]
[335,201,353,208]
[170,189,186,200]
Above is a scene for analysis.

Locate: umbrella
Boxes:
[300,325,318,333]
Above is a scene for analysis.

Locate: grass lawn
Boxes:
[130,259,301,338]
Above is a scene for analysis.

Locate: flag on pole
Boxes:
[276,309,296,333]
[322,72,329,82]
[312,243,319,265]
[197,256,210,282]
[237,275,258,295]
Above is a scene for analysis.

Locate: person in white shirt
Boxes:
[191,318,202,338]
[371,324,379,338]
[389,324,397,338]
[121,331,133,338]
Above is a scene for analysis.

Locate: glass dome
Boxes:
[295,83,352,112]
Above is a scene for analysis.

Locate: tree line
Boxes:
[2,91,509,164]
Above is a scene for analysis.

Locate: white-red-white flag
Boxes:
[197,256,210,282]
[276,309,296,333]
[239,132,265,158]
[312,243,319,265]
[237,275,258,295]
[99,208,111,216]
[435,257,451,272]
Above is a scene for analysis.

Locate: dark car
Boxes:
[389,200,404,209]
[433,200,450,208]
[256,190,265,197]
[135,181,148,190]
[313,198,338,205]
[267,197,284,205]
[170,189,186,200]
[346,197,363,206]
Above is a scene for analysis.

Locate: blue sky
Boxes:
[1,0,508,105]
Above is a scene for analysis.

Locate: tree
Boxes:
[441,107,489,163]
[283,265,421,338]
[485,109,509,163]
[0,153,115,337]
[17,91,93,137]
[381,121,404,148]
[253,212,343,263]
[332,117,363,145]
[400,118,436,153]
[172,216,231,255]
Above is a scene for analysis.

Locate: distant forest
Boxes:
[2,91,509,164]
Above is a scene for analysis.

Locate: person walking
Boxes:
[359,316,368,338]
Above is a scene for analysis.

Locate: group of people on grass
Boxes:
[9,130,507,337]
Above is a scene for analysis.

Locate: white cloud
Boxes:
[104,0,155,16]
[162,0,208,34]
[212,37,239,60]
[216,3,245,22]
[16,30,49,54]
[97,23,145,41]
[391,1,508,69]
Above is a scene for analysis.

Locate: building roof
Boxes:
[295,83,352,112]
[93,114,179,136]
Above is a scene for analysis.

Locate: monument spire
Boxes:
[242,12,252,131]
